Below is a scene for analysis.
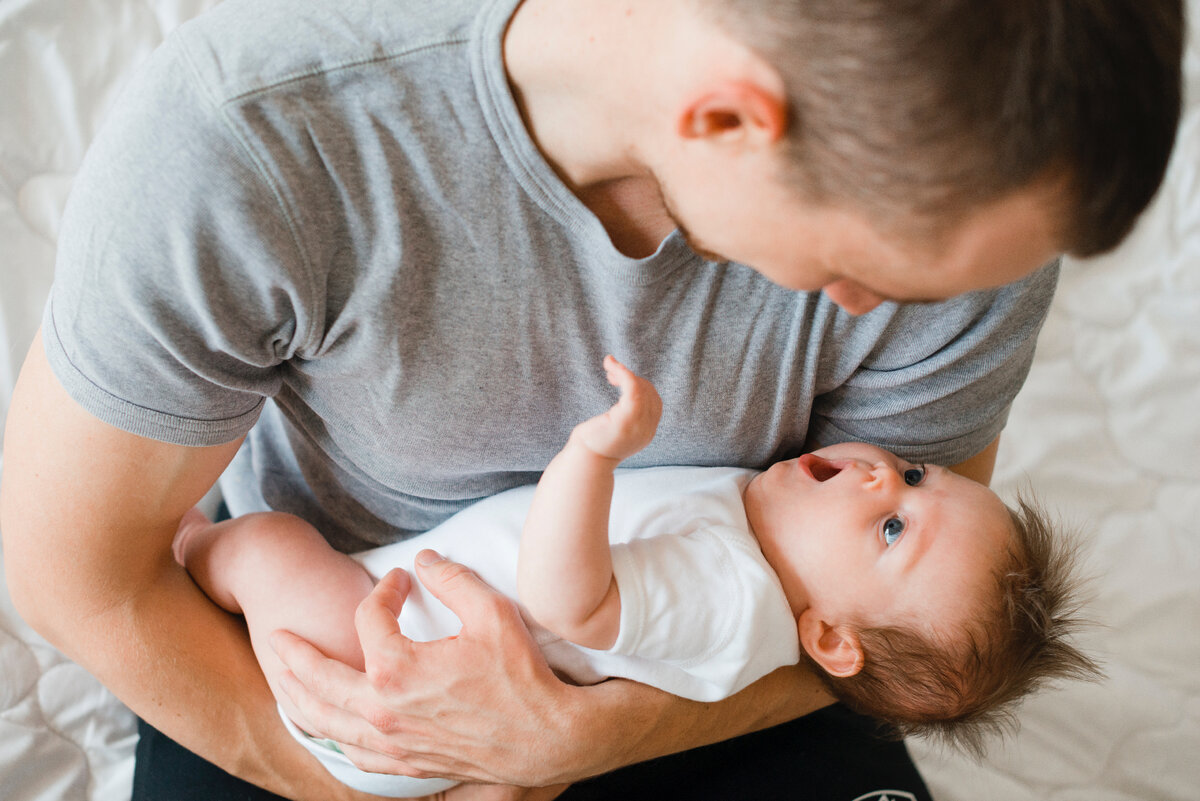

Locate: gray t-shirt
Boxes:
[44,0,1058,552]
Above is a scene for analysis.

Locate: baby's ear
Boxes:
[797,610,864,678]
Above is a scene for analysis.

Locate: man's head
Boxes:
[659,0,1184,312]
[743,443,1100,751]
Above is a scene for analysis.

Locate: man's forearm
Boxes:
[949,436,1000,485]
[556,662,834,783]
[69,564,369,800]
[5,505,372,801]
[0,334,371,801]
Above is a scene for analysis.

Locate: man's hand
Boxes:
[271,552,595,786]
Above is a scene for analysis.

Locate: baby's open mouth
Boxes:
[798,454,843,482]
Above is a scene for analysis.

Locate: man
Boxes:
[0,0,1182,800]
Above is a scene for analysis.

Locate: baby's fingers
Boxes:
[602,354,635,390]
[599,356,661,444]
[604,356,659,410]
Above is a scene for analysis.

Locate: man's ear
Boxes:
[676,80,786,147]
[797,609,865,678]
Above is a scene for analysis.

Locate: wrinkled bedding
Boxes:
[1,2,1198,799]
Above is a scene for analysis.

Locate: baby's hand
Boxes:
[571,355,662,462]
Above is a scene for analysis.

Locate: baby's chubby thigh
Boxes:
[192,511,376,716]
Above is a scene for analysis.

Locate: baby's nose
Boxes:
[865,463,902,489]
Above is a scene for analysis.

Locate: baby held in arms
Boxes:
[175,357,1099,797]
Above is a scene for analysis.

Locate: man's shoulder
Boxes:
[856,259,1062,372]
[173,0,486,105]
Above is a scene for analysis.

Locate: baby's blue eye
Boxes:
[883,517,905,546]
[904,466,926,486]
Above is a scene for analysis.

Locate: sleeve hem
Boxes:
[42,305,262,448]
[607,544,647,657]
[807,411,1010,468]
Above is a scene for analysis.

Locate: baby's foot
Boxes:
[172,507,212,567]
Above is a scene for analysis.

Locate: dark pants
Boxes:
[133,704,932,801]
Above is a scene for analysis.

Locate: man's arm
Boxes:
[0,332,376,801]
[273,551,835,788]
[948,436,1000,484]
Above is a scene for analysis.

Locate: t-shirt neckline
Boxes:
[468,0,698,287]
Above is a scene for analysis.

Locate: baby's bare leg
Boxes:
[174,509,375,726]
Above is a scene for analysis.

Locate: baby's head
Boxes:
[744,442,1100,753]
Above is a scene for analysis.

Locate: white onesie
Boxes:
[286,465,799,797]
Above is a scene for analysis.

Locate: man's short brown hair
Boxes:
[699,0,1185,255]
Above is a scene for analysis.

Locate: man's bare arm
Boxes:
[949,436,1001,485]
[0,332,375,801]
[273,552,836,788]
[567,662,836,782]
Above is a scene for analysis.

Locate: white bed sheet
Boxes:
[1,2,1197,800]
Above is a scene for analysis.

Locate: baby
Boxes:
[175,357,1098,797]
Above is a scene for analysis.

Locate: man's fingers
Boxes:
[355,568,421,691]
[334,738,451,781]
[273,624,452,776]
[414,551,519,629]
[270,629,360,699]
[277,669,450,780]
[379,565,414,603]
[355,567,413,647]
[270,629,385,745]
[276,666,365,739]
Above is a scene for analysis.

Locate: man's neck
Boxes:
[503,0,679,257]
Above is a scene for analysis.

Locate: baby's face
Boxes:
[744,442,1014,638]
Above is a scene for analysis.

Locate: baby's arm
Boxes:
[517,356,662,650]
[173,508,375,729]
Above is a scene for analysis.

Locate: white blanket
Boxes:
[1,2,1198,799]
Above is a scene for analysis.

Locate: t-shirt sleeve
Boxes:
[42,34,318,447]
[806,260,1060,466]
[607,524,800,701]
